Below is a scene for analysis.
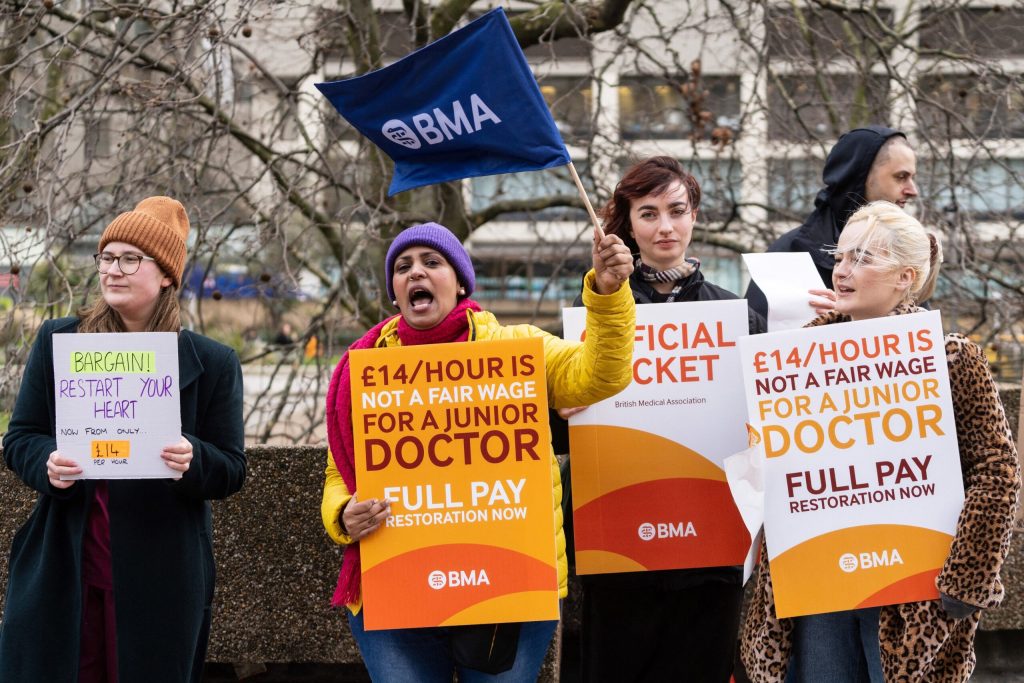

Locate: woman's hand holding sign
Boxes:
[47,451,82,489]
[161,436,194,474]
[343,494,391,542]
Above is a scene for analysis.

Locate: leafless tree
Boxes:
[1,0,1021,443]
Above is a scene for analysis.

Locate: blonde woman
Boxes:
[742,201,1020,682]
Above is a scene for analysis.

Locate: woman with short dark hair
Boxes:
[567,156,764,682]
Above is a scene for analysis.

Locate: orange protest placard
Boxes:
[349,338,559,630]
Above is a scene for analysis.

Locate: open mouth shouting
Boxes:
[408,285,435,313]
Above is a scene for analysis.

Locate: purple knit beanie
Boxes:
[384,223,476,301]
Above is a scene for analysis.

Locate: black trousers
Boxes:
[581,580,743,683]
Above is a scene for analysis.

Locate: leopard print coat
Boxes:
[741,303,1021,682]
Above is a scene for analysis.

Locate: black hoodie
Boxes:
[746,125,907,319]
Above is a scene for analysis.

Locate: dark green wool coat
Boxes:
[1,318,246,682]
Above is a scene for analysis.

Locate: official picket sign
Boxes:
[53,332,182,479]
[738,310,964,618]
[563,300,751,574]
[350,337,559,630]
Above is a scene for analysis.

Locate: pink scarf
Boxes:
[325,299,482,607]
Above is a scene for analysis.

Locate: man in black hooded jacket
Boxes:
[746,125,918,319]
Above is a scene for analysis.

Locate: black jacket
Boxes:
[623,267,766,336]
[746,125,906,319]
[0,318,246,682]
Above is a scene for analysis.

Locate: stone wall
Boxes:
[0,385,1019,673]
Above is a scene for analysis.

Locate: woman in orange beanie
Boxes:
[1,197,247,682]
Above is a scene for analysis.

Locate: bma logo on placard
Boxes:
[838,549,904,573]
[637,521,697,541]
[427,568,491,590]
[382,94,501,150]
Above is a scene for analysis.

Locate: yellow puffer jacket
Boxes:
[321,269,635,607]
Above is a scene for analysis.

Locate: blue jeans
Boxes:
[348,610,558,682]
[786,607,883,683]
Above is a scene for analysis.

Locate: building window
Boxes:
[469,165,590,221]
[619,75,740,141]
[522,36,591,60]
[473,258,589,302]
[318,10,414,65]
[920,7,1024,58]
[694,246,747,297]
[767,158,821,222]
[916,74,1024,140]
[539,76,593,144]
[84,117,113,159]
[765,6,894,62]
[923,158,1024,220]
[767,74,890,141]
[377,11,415,58]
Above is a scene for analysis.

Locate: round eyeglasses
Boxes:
[93,252,156,275]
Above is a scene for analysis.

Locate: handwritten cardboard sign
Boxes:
[738,311,964,617]
[563,300,751,574]
[349,338,559,630]
[54,332,181,479]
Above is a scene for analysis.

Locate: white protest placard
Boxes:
[743,252,828,331]
[54,332,182,479]
[563,300,751,574]
[737,311,964,617]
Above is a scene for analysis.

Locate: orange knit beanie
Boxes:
[99,196,190,288]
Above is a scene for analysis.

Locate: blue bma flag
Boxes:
[315,8,571,196]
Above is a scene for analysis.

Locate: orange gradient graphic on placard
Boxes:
[362,544,558,629]
[351,338,559,630]
[569,425,749,574]
[770,524,953,618]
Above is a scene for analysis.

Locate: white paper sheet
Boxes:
[743,252,830,331]
[723,438,766,584]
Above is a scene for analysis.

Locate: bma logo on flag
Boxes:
[382,121,421,149]
[381,94,502,150]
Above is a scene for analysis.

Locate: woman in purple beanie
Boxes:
[321,221,636,681]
